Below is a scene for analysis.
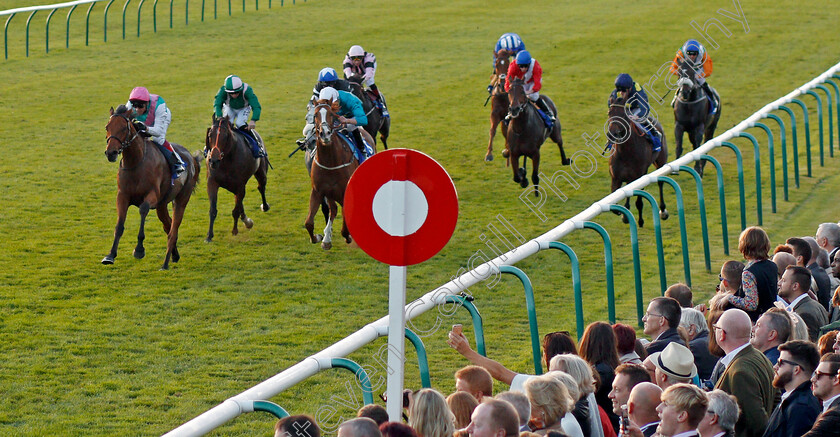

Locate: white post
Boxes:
[386,265,407,422]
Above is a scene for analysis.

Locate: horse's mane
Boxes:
[114,104,129,115]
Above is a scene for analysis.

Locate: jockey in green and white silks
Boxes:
[213,75,265,157]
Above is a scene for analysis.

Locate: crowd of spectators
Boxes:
[273,223,840,437]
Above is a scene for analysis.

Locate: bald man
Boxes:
[773,252,797,277]
[627,382,662,437]
[714,309,776,437]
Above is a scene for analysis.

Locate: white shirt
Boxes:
[823,393,840,412]
[560,411,584,437]
[671,431,699,437]
[719,342,750,370]
[785,293,810,311]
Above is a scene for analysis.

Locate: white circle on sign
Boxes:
[372,180,428,237]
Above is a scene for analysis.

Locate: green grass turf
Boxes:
[1,0,840,435]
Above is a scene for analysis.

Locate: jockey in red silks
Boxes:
[342,45,388,117]
[505,50,556,123]
[126,86,185,179]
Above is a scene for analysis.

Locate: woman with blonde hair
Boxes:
[523,375,574,436]
[445,391,478,429]
[545,371,585,437]
[408,389,455,437]
[549,354,603,437]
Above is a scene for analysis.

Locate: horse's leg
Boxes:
[658,180,669,220]
[304,189,323,244]
[206,179,219,243]
[674,123,685,159]
[550,122,571,165]
[340,201,352,244]
[133,201,150,259]
[692,126,706,177]
[636,195,645,228]
[256,162,270,212]
[531,152,540,197]
[238,190,254,230]
[519,157,529,189]
[322,198,338,250]
[511,153,521,184]
[622,195,631,224]
[379,117,390,150]
[486,115,500,162]
[161,201,187,270]
[102,196,129,264]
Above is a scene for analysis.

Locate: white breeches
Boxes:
[223,104,251,128]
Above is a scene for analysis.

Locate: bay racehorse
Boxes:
[347,75,390,149]
[103,105,200,269]
[484,55,510,162]
[505,78,570,193]
[204,115,269,242]
[305,100,375,250]
[674,60,721,176]
[608,96,669,227]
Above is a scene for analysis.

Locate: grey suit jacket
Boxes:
[793,295,829,342]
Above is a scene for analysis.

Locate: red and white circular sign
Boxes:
[345,149,458,266]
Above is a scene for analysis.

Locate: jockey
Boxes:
[669,39,716,111]
[489,33,525,91]
[610,73,661,153]
[505,50,555,123]
[125,86,185,179]
[311,67,353,102]
[317,87,370,161]
[342,45,388,117]
[213,75,264,157]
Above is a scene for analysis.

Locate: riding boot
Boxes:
[352,129,368,158]
[536,98,556,121]
[701,82,717,113]
[160,144,186,179]
[370,84,389,117]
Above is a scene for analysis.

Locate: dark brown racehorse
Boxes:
[608,96,669,227]
[674,60,721,176]
[485,55,510,162]
[103,105,200,269]
[347,75,390,149]
[304,100,375,250]
[505,78,570,193]
[204,115,269,242]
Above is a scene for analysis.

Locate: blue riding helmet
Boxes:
[682,39,701,56]
[615,73,634,90]
[318,67,338,82]
[515,50,531,66]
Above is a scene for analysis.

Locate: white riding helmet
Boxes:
[319,87,339,103]
[348,45,365,57]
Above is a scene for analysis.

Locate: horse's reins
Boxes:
[312,103,355,171]
[210,119,230,160]
[107,114,146,171]
[484,73,508,106]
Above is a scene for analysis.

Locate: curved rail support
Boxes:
[804,90,824,167]
[699,155,729,255]
[751,122,776,212]
[329,358,374,406]
[777,106,799,188]
[45,8,58,53]
[632,190,667,295]
[25,10,37,57]
[544,242,583,339]
[760,114,788,201]
[829,76,840,146]
[121,0,132,39]
[137,0,146,37]
[443,296,486,357]
[719,142,746,231]
[607,205,643,326]
[737,132,762,225]
[789,99,811,177]
[404,329,431,388]
[499,265,542,375]
[815,84,834,157]
[232,400,290,419]
[65,5,78,49]
[654,176,691,287]
[677,165,711,272]
[103,0,116,42]
[582,221,616,324]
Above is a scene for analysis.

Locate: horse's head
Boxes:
[347,74,364,87]
[607,97,632,144]
[313,99,342,146]
[494,52,511,78]
[677,60,699,98]
[207,115,235,169]
[507,78,527,118]
[105,105,139,162]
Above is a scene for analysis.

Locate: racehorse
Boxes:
[304,100,375,250]
[347,75,390,149]
[505,78,570,193]
[103,105,200,270]
[484,55,510,162]
[674,60,721,176]
[204,115,269,242]
[608,96,669,227]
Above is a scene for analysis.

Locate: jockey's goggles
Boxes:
[351,56,364,61]
[130,100,146,108]
[616,86,629,92]
[686,50,699,56]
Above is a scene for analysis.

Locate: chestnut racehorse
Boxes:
[204,115,269,242]
[103,105,200,269]
[304,100,375,250]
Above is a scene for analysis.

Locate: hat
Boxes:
[649,342,697,381]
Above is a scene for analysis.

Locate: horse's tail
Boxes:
[191,150,203,188]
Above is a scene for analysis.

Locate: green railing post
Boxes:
[243,0,246,12]
[201,0,205,21]
[752,122,776,212]
[403,329,431,388]
[608,204,643,327]
[185,0,189,25]
[152,0,158,32]
[699,155,729,255]
[5,13,16,59]
[737,132,762,225]
[789,99,811,177]
[654,176,691,287]
[720,142,746,231]
[46,8,58,53]
[25,10,37,57]
[830,76,840,147]
[169,0,173,28]
[804,90,824,167]
[252,400,289,419]
[546,242,583,340]
[330,358,374,406]
[104,0,116,42]
[85,3,94,45]
[678,165,711,272]
[443,296,486,357]
[632,190,667,295]
[761,114,788,201]
[214,0,217,19]
[815,84,834,158]
[121,0,132,40]
[778,106,799,188]
[228,0,232,16]
[65,5,78,49]
[499,265,542,375]
[582,221,616,324]
[137,0,146,37]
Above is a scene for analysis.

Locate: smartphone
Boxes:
[452,324,463,336]
[619,405,630,435]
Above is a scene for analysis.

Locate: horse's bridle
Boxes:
[106,114,139,154]
[209,118,233,160]
[312,103,355,170]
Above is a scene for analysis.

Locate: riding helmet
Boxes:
[348,45,365,58]
[318,67,338,83]
[615,73,634,90]
[129,86,151,102]
[318,87,339,103]
[224,75,244,93]
[515,50,531,66]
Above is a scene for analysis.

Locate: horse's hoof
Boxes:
[172,253,180,263]
[101,256,115,265]
[322,241,332,250]
[205,237,213,243]
[622,215,629,224]
[261,204,270,212]
[502,149,510,158]
[244,217,254,229]
[562,159,572,166]
[232,228,238,236]
[638,219,645,228]
[133,249,145,260]
[660,209,670,220]
[312,234,324,244]
[159,265,169,271]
